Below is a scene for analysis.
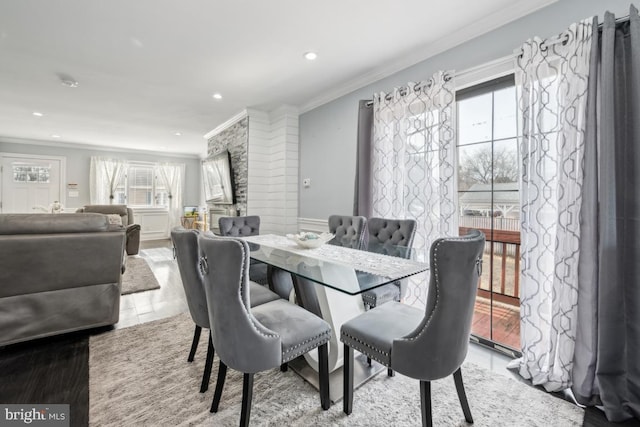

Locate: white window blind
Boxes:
[128,166,153,206]
[114,164,169,208]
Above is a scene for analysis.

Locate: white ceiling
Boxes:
[0,0,554,157]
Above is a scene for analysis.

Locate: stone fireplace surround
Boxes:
[204,108,299,236]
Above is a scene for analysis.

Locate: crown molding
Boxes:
[203,109,248,140]
[0,136,201,159]
[245,108,269,121]
[298,0,557,114]
[455,55,514,90]
[269,105,299,121]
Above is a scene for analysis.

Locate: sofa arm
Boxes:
[126,224,141,255]
[126,207,135,226]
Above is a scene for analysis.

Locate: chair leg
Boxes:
[453,368,473,423]
[280,363,288,372]
[318,343,330,410]
[188,325,202,362]
[210,361,227,413]
[200,332,214,393]
[240,373,254,427]
[387,368,395,377]
[420,380,432,427]
[343,344,354,415]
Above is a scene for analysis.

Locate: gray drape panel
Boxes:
[573,6,640,422]
[353,100,373,218]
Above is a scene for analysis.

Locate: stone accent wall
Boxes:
[206,117,248,216]
[205,108,299,234]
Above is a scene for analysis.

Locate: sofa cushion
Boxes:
[79,205,129,225]
[106,214,123,226]
[0,213,109,235]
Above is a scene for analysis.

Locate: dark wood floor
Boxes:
[0,330,95,427]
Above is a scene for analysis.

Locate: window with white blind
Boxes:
[115,164,168,208]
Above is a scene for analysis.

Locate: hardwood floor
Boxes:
[116,239,188,329]
[0,332,92,427]
[471,297,520,350]
[0,238,634,426]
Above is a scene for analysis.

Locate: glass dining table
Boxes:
[243,234,429,401]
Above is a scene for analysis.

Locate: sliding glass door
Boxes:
[456,75,521,355]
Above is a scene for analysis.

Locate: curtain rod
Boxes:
[363,84,423,107]
[513,13,633,57]
[364,12,633,107]
[363,72,453,107]
[609,13,632,25]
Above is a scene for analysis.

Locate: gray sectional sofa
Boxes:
[0,213,125,346]
[76,204,141,255]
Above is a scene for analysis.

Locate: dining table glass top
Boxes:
[243,234,429,296]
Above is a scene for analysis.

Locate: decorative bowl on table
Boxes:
[286,232,334,249]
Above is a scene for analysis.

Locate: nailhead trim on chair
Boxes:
[361,285,399,304]
[404,233,480,343]
[361,293,376,304]
[208,238,278,340]
[282,330,332,362]
[341,331,390,359]
[341,336,390,366]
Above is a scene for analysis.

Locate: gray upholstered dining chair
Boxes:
[218,215,293,300]
[218,215,268,285]
[270,214,368,300]
[218,215,260,237]
[341,229,485,427]
[361,217,417,310]
[198,234,332,426]
[327,214,367,249]
[171,227,280,393]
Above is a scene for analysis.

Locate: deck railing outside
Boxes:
[459,217,521,307]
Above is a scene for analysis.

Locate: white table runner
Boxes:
[243,234,427,278]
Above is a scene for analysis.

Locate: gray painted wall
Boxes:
[0,138,202,210]
[299,0,631,219]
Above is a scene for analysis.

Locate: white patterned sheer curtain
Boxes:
[89,156,127,204]
[157,162,185,231]
[508,19,593,391]
[371,70,457,257]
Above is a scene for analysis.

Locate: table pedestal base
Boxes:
[289,352,384,403]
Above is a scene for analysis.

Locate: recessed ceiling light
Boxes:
[303,51,318,60]
[212,93,222,100]
[175,132,182,136]
[51,134,61,138]
[130,37,144,48]
[32,112,44,117]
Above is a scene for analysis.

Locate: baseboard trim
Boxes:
[141,232,169,241]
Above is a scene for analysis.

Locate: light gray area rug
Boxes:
[89,313,584,426]
[120,256,161,295]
